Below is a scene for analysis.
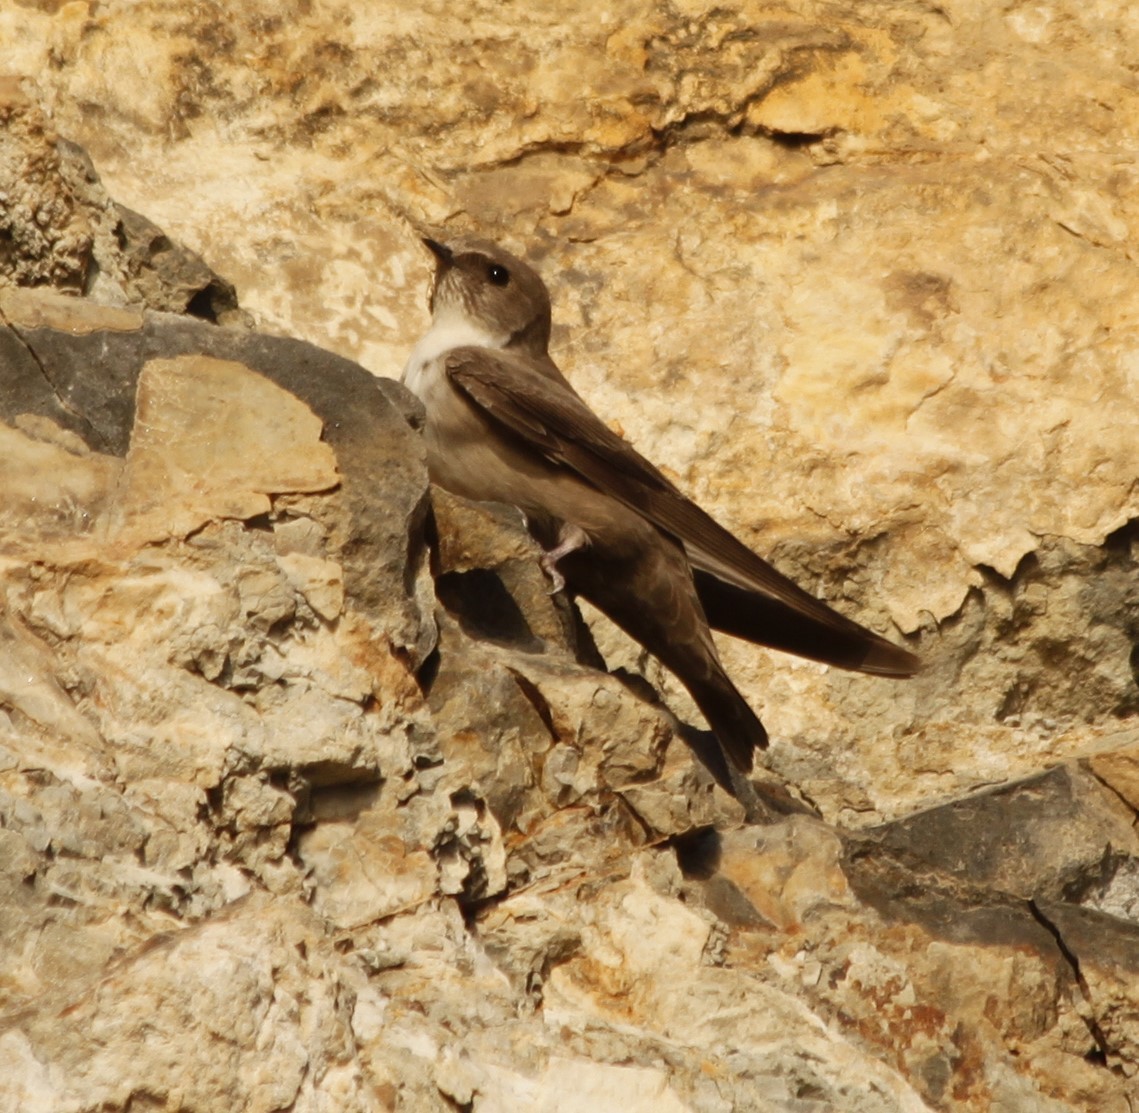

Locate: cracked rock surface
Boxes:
[4,0,1136,820]
[1,5,1138,1110]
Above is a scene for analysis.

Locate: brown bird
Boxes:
[402,235,918,775]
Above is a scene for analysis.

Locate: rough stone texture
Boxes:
[0,3,1138,1109]
[3,0,1135,822]
[0,280,1136,1113]
[0,77,242,321]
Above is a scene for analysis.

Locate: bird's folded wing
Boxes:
[445,347,918,676]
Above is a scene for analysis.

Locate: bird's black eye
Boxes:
[487,263,510,286]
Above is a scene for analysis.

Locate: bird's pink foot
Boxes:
[540,523,588,594]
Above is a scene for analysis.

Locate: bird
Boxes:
[401,234,919,776]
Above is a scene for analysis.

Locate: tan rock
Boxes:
[298,804,439,929]
[107,354,339,545]
[1,897,373,1112]
[7,3,1137,821]
[1087,736,1139,812]
[2,1,1139,1106]
[276,550,345,622]
[0,77,93,292]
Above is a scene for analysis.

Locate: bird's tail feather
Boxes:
[685,671,768,772]
[694,570,920,677]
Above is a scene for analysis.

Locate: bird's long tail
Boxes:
[694,570,919,677]
[563,537,767,773]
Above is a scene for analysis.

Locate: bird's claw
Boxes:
[539,523,587,595]
[541,556,566,595]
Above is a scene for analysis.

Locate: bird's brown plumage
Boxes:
[402,235,918,773]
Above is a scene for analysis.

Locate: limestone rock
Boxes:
[0,77,240,321]
[4,1,1137,822]
[0,3,1138,1108]
[2,277,1136,1108]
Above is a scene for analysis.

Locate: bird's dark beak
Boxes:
[422,238,453,267]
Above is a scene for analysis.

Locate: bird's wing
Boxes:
[445,347,918,676]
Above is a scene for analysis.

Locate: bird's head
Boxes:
[423,235,552,356]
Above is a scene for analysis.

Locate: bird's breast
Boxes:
[402,316,504,400]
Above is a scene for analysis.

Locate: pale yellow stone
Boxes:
[297,812,439,929]
[1088,745,1139,812]
[0,610,107,777]
[0,419,117,538]
[716,819,854,931]
[106,355,339,544]
[276,551,345,622]
[2,5,1139,1105]
[0,287,143,332]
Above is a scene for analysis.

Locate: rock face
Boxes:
[0,4,1137,1110]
